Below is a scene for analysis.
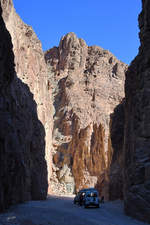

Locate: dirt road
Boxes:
[0,196,148,225]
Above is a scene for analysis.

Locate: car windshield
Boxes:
[86,192,98,197]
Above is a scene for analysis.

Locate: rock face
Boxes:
[1,0,53,186]
[45,32,127,196]
[108,100,125,200]
[124,0,150,222]
[0,0,51,211]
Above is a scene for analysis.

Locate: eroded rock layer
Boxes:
[124,0,150,222]
[45,32,127,196]
[0,0,51,210]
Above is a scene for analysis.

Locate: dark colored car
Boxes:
[83,190,100,208]
[73,188,100,207]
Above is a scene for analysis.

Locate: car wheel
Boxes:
[96,204,100,208]
[84,204,88,208]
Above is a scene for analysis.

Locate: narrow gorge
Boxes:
[0,0,150,224]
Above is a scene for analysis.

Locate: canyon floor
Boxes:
[0,196,148,225]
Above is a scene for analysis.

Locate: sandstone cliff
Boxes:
[45,32,127,196]
[0,0,52,210]
[124,0,150,222]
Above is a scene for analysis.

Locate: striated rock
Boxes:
[1,0,53,188]
[124,0,150,222]
[0,0,52,211]
[45,32,127,196]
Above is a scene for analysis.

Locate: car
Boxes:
[83,189,100,208]
[73,188,100,207]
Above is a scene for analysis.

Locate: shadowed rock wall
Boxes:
[124,0,150,222]
[108,100,125,200]
[0,1,48,211]
[1,0,53,189]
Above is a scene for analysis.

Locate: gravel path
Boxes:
[0,196,149,225]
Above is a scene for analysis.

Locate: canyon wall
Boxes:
[45,32,127,196]
[0,0,52,211]
[1,0,53,185]
[108,100,125,200]
[124,0,150,222]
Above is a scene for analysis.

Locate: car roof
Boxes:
[79,188,98,193]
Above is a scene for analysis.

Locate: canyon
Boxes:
[0,0,150,223]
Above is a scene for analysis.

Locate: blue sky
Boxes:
[13,0,142,65]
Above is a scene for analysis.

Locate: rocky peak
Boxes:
[45,32,87,78]
[58,32,87,71]
[45,33,127,196]
[59,32,84,49]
